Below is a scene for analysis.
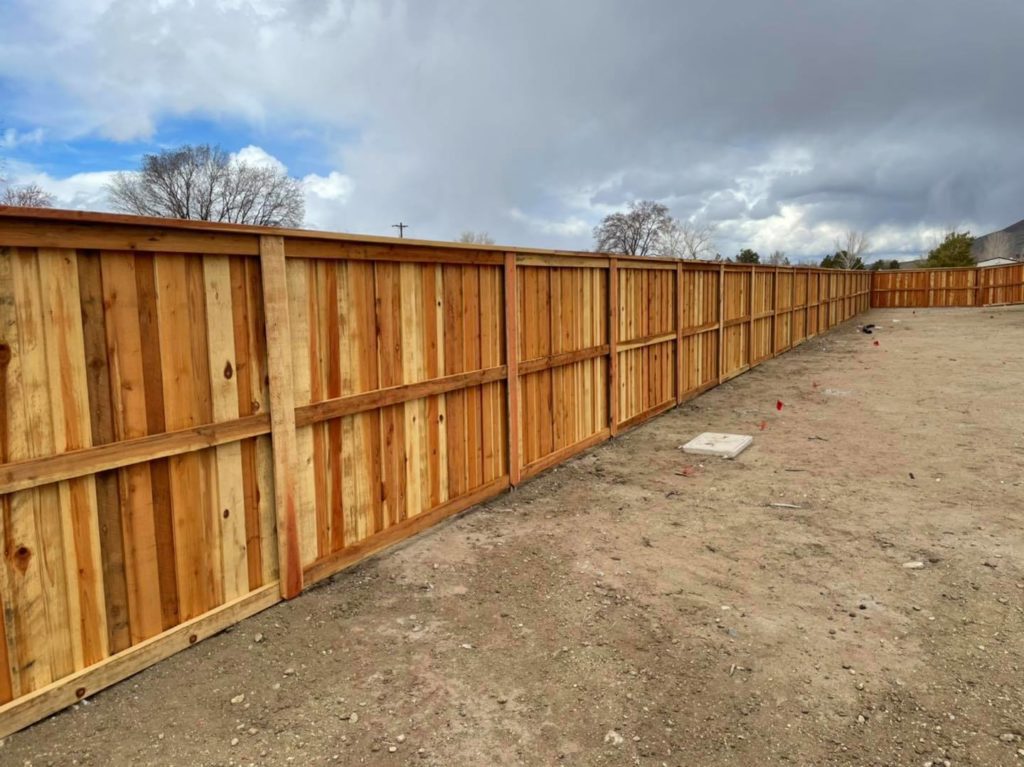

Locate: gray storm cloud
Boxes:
[1,0,1021,259]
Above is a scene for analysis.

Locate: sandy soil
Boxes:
[4,306,1023,767]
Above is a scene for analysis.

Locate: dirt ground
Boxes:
[5,306,1023,767]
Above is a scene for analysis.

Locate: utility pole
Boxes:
[392,222,408,238]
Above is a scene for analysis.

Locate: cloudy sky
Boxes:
[1,0,1022,262]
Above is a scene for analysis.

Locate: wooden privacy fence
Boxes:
[870,263,1024,308]
[0,207,870,735]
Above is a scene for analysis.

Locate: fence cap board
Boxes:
[873,264,1017,273]
[0,206,866,273]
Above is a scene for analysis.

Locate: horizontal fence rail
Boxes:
[0,207,870,735]
[870,263,1024,308]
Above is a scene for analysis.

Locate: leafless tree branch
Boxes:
[0,182,55,208]
[107,144,304,226]
[594,201,716,260]
[457,230,495,245]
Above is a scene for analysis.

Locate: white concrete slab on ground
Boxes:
[681,432,753,459]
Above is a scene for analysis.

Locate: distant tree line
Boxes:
[733,249,789,265]
[592,203,888,269]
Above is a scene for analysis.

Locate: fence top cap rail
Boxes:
[0,205,870,273]
[873,263,1019,273]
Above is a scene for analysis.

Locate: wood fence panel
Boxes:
[0,241,275,708]
[806,271,820,337]
[0,208,882,735]
[775,270,794,352]
[871,264,1024,308]
[517,262,608,479]
[979,263,1024,306]
[750,268,774,363]
[720,267,749,381]
[830,272,842,325]
[678,265,720,400]
[616,265,676,427]
[817,270,830,330]
[289,255,509,582]
[792,271,808,344]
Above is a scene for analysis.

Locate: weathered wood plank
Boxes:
[608,258,619,435]
[133,254,179,631]
[203,256,249,601]
[258,236,303,600]
[14,249,77,684]
[518,344,609,376]
[77,252,131,655]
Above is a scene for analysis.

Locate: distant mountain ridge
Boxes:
[972,218,1024,262]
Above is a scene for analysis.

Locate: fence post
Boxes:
[771,266,779,357]
[258,235,303,600]
[503,252,521,487]
[974,266,982,307]
[805,269,812,334]
[608,257,619,436]
[825,271,831,329]
[717,263,725,383]
[790,266,797,349]
[676,261,684,404]
[747,265,755,366]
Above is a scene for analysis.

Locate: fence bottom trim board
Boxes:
[0,583,281,740]
[303,476,511,585]
[520,429,611,482]
[720,365,751,383]
[679,380,720,403]
[616,399,676,433]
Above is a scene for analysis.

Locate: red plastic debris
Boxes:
[873,340,880,347]
[776,400,784,411]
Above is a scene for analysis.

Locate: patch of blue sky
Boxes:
[1,102,357,180]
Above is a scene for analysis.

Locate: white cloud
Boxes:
[1,0,1022,255]
[1,128,45,149]
[507,208,590,239]
[301,170,354,230]
[228,145,357,230]
[232,144,287,173]
[2,160,115,211]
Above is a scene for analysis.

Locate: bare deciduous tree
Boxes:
[457,230,495,245]
[766,250,789,266]
[595,202,717,260]
[0,182,54,207]
[663,219,717,260]
[832,230,869,269]
[107,144,304,226]
[593,200,677,257]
